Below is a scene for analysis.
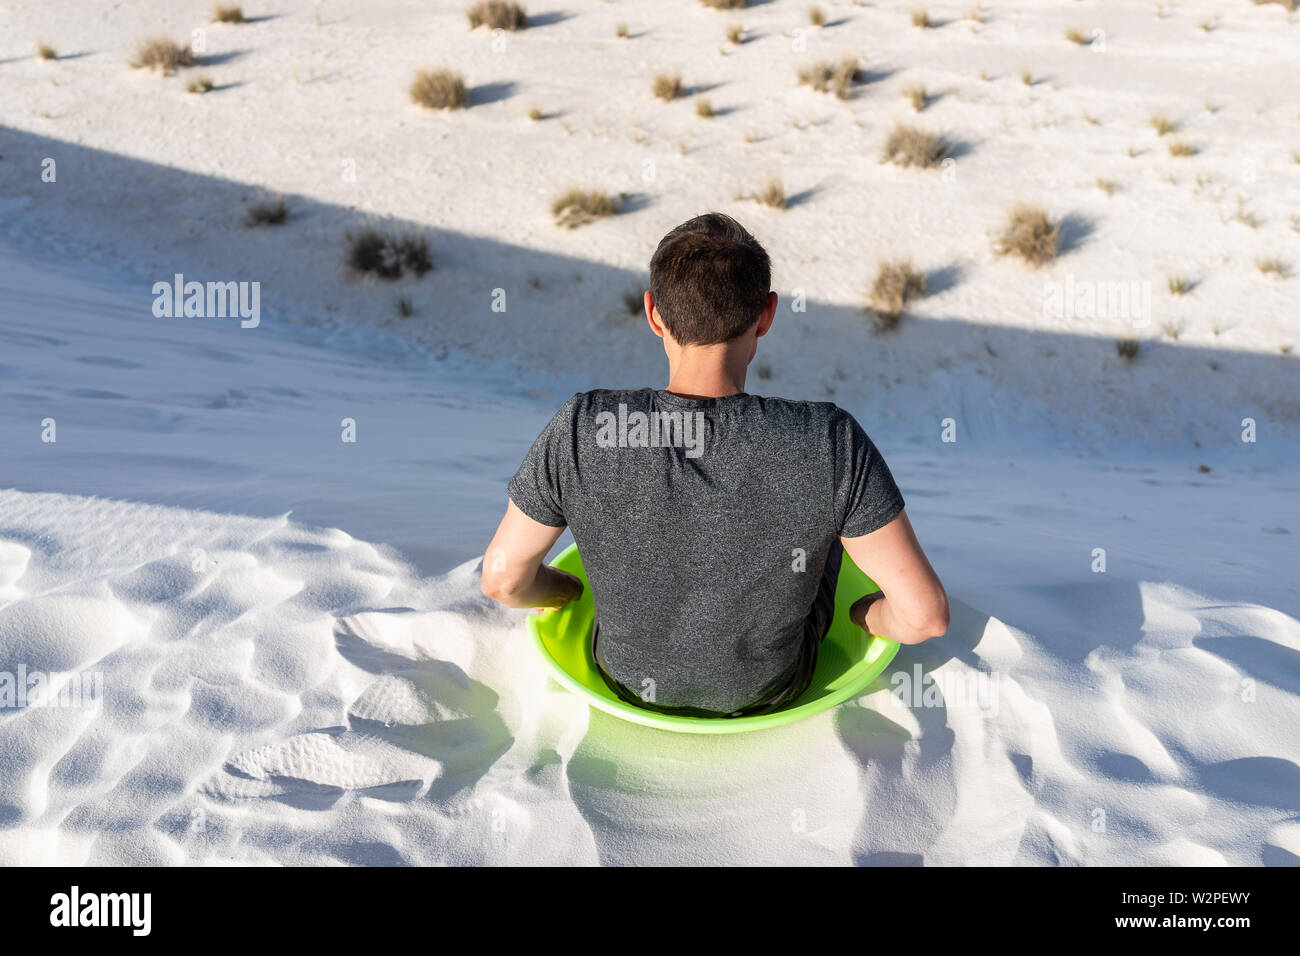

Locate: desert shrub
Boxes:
[411,69,467,109]
[797,57,861,99]
[700,0,747,9]
[1115,338,1140,361]
[552,189,620,228]
[347,228,433,278]
[212,4,245,23]
[993,205,1059,266]
[726,23,744,43]
[912,9,934,28]
[1167,276,1191,295]
[36,41,57,60]
[869,261,927,327]
[130,36,195,74]
[758,179,785,209]
[1253,0,1296,10]
[1065,27,1088,44]
[467,1,527,30]
[616,22,628,38]
[187,75,215,93]
[1257,258,1290,278]
[880,123,950,167]
[903,83,928,111]
[1168,140,1196,157]
[1020,70,1034,85]
[1150,114,1176,135]
[1096,178,1118,195]
[809,6,826,26]
[246,197,288,226]
[696,98,715,118]
[653,72,683,101]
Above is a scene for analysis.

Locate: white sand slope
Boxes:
[1,488,1297,865]
[1,243,1297,865]
[1,0,1298,865]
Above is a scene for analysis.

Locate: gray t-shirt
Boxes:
[508,388,905,714]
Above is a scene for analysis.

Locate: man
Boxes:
[482,213,948,718]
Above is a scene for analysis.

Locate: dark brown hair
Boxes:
[648,213,771,345]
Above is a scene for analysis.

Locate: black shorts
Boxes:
[591,542,842,719]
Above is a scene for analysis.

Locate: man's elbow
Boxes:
[481,572,524,607]
[921,595,951,640]
[903,595,950,644]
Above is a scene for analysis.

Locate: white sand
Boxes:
[0,0,1298,865]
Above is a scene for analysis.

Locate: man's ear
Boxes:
[755,290,778,338]
[645,291,667,340]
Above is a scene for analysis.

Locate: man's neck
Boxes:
[664,347,749,399]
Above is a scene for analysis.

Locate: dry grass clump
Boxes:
[467,1,527,30]
[187,75,215,93]
[903,83,928,111]
[246,196,289,226]
[809,6,827,26]
[726,23,744,43]
[552,189,620,228]
[1168,140,1196,157]
[700,0,747,8]
[1065,26,1088,44]
[869,261,927,327]
[347,228,433,279]
[696,98,715,118]
[880,123,950,168]
[36,41,57,60]
[912,8,935,28]
[1150,114,1176,135]
[1096,178,1119,196]
[130,36,195,74]
[993,205,1059,266]
[1257,258,1290,278]
[411,69,467,109]
[616,22,629,38]
[212,4,245,23]
[1168,275,1191,295]
[1115,338,1140,361]
[758,179,785,209]
[1253,0,1296,10]
[652,72,683,101]
[796,56,862,99]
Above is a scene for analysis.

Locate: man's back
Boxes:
[508,387,905,715]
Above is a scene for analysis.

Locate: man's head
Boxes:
[647,213,774,346]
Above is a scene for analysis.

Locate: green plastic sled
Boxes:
[528,543,900,734]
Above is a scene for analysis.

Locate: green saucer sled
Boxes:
[528,544,900,735]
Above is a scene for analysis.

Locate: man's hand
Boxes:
[481,500,578,610]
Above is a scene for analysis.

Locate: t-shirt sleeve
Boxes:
[506,395,579,528]
[833,409,906,538]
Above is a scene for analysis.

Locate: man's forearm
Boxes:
[853,592,940,646]
[488,565,583,609]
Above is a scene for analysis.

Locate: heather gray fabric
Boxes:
[508,388,906,715]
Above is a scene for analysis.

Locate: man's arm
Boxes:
[840,509,949,645]
[481,500,583,609]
